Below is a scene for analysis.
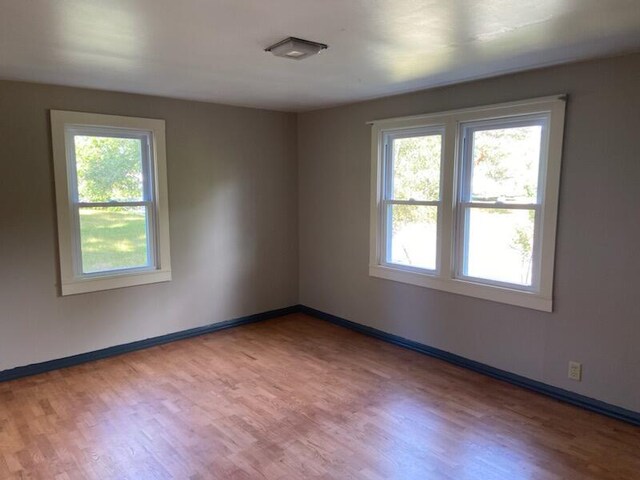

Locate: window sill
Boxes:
[61,269,172,296]
[369,264,552,312]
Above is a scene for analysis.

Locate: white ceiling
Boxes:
[1,0,640,111]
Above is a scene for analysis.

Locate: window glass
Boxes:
[388,205,438,270]
[469,125,542,204]
[74,135,145,203]
[464,208,535,286]
[391,134,442,201]
[79,206,150,273]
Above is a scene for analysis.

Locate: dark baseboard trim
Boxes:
[299,305,640,427]
[3,303,638,426]
[0,305,299,383]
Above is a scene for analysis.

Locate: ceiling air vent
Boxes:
[265,37,328,60]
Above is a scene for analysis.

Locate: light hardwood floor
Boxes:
[0,313,638,479]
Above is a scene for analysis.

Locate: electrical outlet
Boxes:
[568,361,582,381]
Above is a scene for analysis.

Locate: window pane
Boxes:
[388,205,437,270]
[463,208,535,286]
[79,206,150,273]
[391,134,441,201]
[74,135,145,202]
[470,125,542,203]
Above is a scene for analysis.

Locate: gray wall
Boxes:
[0,81,298,371]
[1,54,639,414]
[298,53,640,412]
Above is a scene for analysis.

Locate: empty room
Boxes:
[1,1,639,478]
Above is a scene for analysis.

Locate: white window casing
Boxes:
[369,96,566,311]
[51,110,172,295]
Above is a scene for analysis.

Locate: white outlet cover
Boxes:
[568,361,582,381]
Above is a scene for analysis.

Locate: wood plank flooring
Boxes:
[0,313,638,479]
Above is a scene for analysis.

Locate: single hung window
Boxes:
[51,111,171,295]
[369,96,566,311]
[382,128,444,272]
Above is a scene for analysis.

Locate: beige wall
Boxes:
[298,53,640,412]
[1,54,639,414]
[0,81,298,371]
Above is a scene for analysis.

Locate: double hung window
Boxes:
[369,96,566,311]
[51,111,171,295]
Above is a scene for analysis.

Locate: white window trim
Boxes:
[51,110,172,295]
[368,96,566,312]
